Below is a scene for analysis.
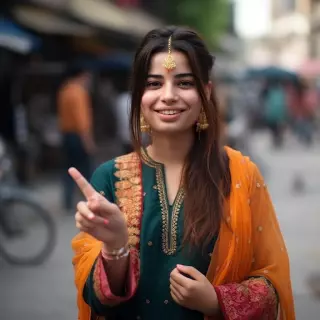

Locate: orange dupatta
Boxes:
[72,233,103,320]
[72,148,295,320]
[206,147,295,319]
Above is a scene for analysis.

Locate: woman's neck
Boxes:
[147,131,194,165]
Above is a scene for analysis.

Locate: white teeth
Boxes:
[158,110,181,115]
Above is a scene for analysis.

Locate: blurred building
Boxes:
[310,0,320,58]
[245,0,311,70]
[271,0,311,70]
[214,1,246,79]
[9,0,163,51]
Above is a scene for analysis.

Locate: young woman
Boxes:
[70,26,295,320]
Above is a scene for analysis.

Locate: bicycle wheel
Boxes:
[0,197,57,265]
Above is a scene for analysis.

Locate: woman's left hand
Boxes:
[170,264,219,316]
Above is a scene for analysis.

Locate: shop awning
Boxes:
[12,6,95,36]
[68,0,163,37]
[0,18,40,54]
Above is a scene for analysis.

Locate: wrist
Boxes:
[103,242,128,252]
[203,286,220,316]
[103,232,128,252]
[103,237,128,253]
[101,244,129,261]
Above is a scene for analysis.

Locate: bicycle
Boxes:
[0,137,57,265]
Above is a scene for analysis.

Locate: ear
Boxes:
[205,81,212,100]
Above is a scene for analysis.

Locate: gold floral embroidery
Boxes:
[114,153,143,249]
[141,149,184,255]
[114,169,140,180]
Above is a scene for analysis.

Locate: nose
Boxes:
[161,82,178,105]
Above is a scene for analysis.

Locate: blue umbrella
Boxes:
[245,66,299,83]
[75,53,133,72]
[0,18,41,54]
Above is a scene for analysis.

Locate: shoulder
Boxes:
[225,146,260,183]
[91,152,140,183]
[114,152,140,166]
[92,152,141,202]
[90,159,116,196]
[91,158,115,180]
[67,83,87,100]
[225,146,249,164]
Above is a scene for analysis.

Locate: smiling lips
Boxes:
[156,109,184,115]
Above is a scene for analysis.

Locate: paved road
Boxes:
[0,134,319,319]
[251,133,320,319]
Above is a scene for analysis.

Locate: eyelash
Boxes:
[146,81,161,88]
[178,80,194,88]
[146,80,194,88]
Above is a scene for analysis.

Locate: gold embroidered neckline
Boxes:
[141,148,184,255]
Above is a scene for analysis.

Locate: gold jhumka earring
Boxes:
[140,114,150,133]
[163,36,176,71]
[196,108,209,132]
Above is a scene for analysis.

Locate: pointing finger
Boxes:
[77,201,109,226]
[88,194,119,217]
[69,167,96,200]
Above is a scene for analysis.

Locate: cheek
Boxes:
[141,91,156,111]
[183,92,202,116]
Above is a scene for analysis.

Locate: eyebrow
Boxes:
[147,73,194,79]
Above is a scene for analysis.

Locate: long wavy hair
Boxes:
[129,26,231,248]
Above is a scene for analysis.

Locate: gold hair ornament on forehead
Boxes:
[163,36,176,71]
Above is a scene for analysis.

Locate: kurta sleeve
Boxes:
[81,160,139,311]
[83,251,138,315]
[213,161,294,320]
[214,277,278,320]
[83,259,117,316]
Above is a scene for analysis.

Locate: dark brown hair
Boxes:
[130,26,231,248]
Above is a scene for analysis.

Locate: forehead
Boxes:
[149,51,191,74]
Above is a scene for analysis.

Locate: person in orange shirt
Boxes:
[57,67,96,211]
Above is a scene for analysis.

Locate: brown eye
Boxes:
[178,81,194,88]
[146,81,162,89]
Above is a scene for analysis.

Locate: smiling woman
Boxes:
[141,54,204,134]
[71,26,296,320]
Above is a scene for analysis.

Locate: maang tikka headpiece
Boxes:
[163,36,176,71]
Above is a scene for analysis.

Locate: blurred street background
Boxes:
[0,0,320,319]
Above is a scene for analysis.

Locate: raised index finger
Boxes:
[68,167,96,200]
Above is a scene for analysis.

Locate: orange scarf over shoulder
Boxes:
[71,148,295,320]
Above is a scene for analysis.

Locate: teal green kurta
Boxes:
[83,152,217,319]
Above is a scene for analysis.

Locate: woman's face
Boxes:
[141,51,211,135]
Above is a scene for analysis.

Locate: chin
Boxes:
[151,124,193,135]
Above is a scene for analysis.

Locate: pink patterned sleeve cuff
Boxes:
[214,277,278,320]
[93,248,140,306]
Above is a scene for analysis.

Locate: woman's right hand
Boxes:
[69,167,129,250]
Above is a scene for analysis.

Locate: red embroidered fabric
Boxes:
[214,278,278,320]
[93,249,140,306]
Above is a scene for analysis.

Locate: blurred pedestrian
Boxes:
[297,80,318,145]
[71,26,295,320]
[57,66,96,212]
[264,81,288,148]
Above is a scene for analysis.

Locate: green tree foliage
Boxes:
[167,0,230,49]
